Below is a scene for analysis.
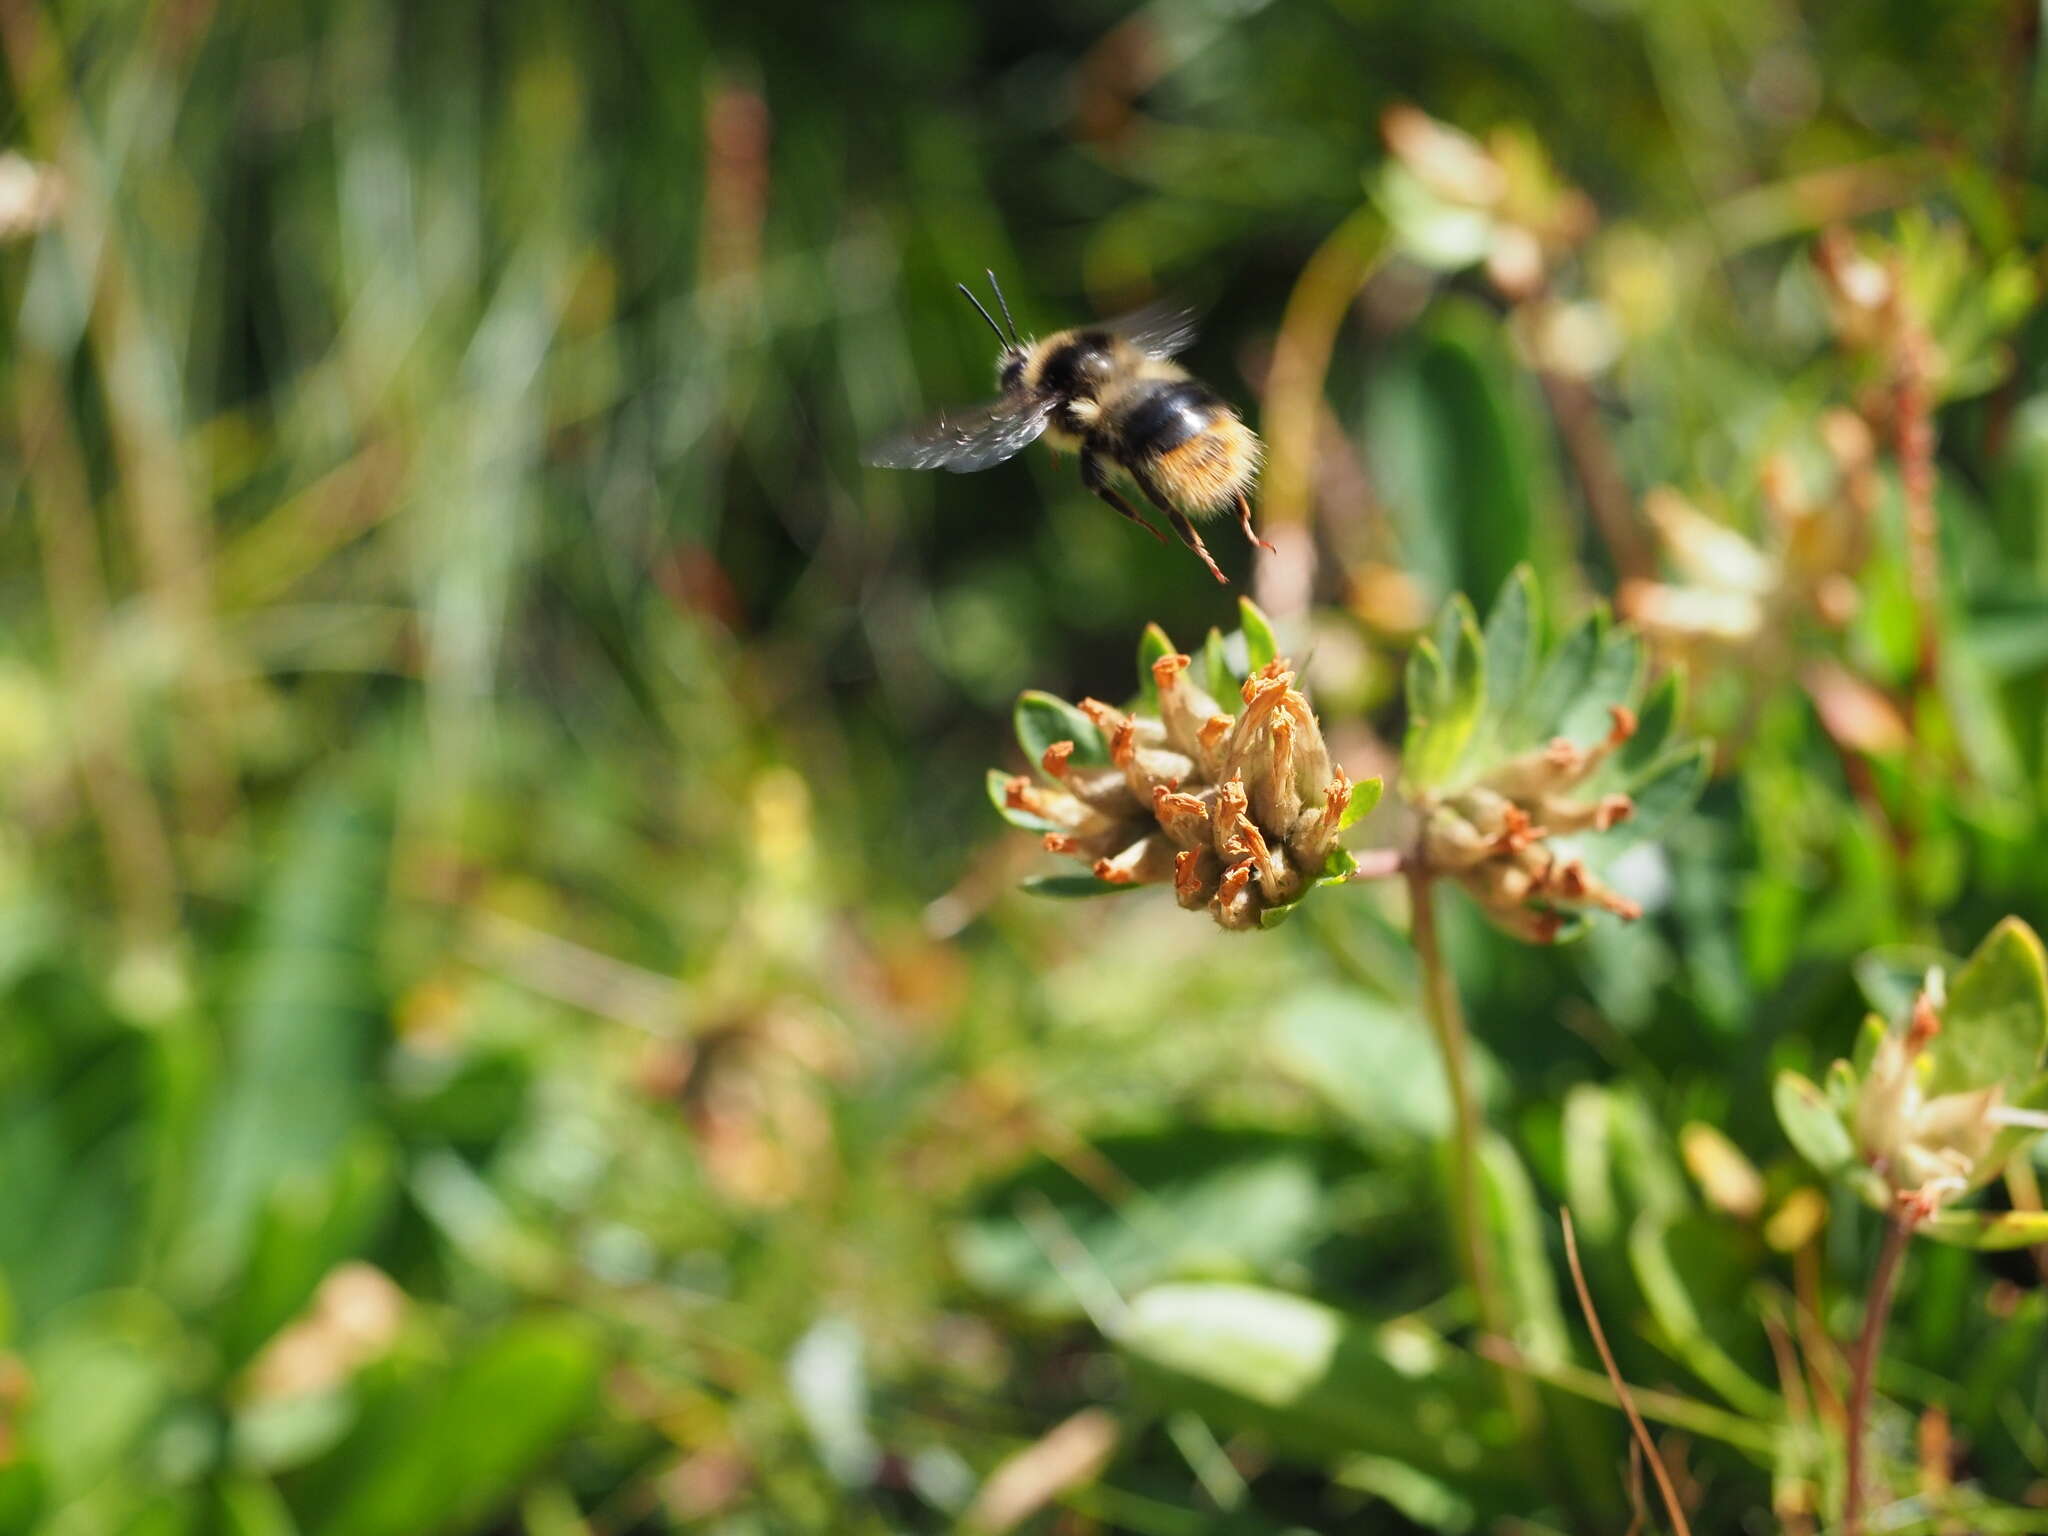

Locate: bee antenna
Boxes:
[956,281,1010,349]
[986,269,1021,344]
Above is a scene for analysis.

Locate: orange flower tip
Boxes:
[1173,847,1207,898]
[1152,652,1192,688]
[1077,698,1121,731]
[1607,704,1638,744]
[1323,778,1352,822]
[1110,719,1138,765]
[1909,992,1943,1049]
[1041,740,1076,777]
[1544,737,1582,770]
[1532,912,1564,944]
[1594,794,1634,831]
[1217,858,1255,900]
[1002,775,1036,810]
[1043,833,1081,855]
[1092,858,1136,885]
[1613,897,1643,922]
[1198,715,1233,750]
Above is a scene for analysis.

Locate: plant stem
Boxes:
[1405,867,1501,1345]
[1844,1202,1915,1536]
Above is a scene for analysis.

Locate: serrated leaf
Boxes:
[1919,1208,2048,1251]
[1624,743,1710,836]
[1136,623,1175,709]
[1336,776,1385,832]
[1239,598,1279,673]
[1014,691,1108,768]
[1773,1071,1856,1177]
[1204,628,1233,704]
[1480,564,1537,720]
[1402,599,1485,791]
[1020,874,1143,899]
[1926,917,2048,1097]
[986,768,1062,833]
[1557,625,1642,746]
[1511,612,1601,748]
[1619,671,1680,777]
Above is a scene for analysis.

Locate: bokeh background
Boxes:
[6,0,2048,1531]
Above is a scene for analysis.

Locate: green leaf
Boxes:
[1557,625,1642,746]
[1271,988,1458,1143]
[1627,1214,1780,1419]
[1480,1134,1568,1369]
[1239,597,1279,673]
[1919,1208,2048,1251]
[1014,691,1108,768]
[1622,743,1711,838]
[1337,775,1385,832]
[1480,565,1537,721]
[180,788,392,1288]
[1020,874,1143,899]
[25,1291,182,1502]
[1402,597,1485,791]
[986,768,1060,832]
[1204,627,1234,704]
[300,1316,603,1536]
[1511,612,1601,749]
[1136,622,1175,709]
[222,1131,398,1371]
[1927,917,2048,1097]
[1851,1013,1889,1078]
[1618,671,1680,777]
[1360,300,1546,605]
[1773,1070,1856,1177]
[1258,846,1362,928]
[953,1130,1371,1319]
[1117,1283,1508,1480]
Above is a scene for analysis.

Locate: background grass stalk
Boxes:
[1844,1203,1915,1536]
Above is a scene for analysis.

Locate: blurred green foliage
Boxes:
[7,0,2048,1531]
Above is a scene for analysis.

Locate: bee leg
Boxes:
[1080,453,1167,545]
[1234,491,1278,555]
[1129,466,1229,585]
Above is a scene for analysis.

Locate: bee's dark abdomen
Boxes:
[1118,379,1221,459]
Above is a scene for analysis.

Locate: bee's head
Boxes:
[998,346,1028,394]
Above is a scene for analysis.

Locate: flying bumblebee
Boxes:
[864,273,1271,585]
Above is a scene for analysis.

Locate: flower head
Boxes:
[1400,568,1709,944]
[1418,706,1646,943]
[1852,976,2004,1211]
[992,603,1380,931]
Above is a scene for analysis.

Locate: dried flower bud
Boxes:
[1417,705,1645,940]
[1011,653,1356,930]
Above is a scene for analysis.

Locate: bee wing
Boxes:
[863,395,1056,473]
[1101,297,1202,359]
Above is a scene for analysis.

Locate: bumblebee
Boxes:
[865,273,1271,584]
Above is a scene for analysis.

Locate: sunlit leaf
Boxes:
[1014,691,1108,768]
[1239,597,1279,674]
